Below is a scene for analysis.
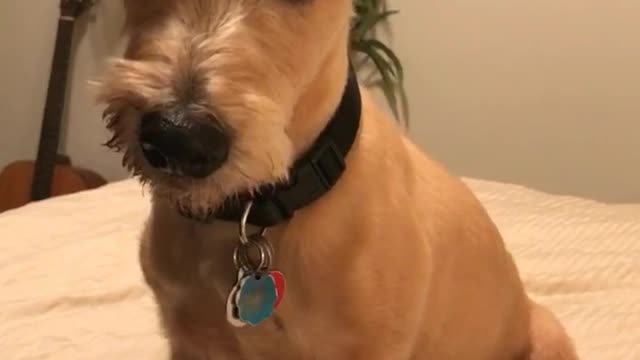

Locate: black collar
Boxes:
[213,67,362,227]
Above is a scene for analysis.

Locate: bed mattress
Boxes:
[0,178,638,359]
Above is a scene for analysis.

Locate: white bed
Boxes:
[0,178,638,360]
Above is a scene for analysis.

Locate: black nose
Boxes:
[139,110,230,178]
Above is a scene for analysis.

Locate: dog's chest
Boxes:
[143,218,311,359]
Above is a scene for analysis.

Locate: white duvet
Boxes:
[0,178,638,360]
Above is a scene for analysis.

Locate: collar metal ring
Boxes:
[239,201,267,245]
[233,237,273,273]
[236,201,272,272]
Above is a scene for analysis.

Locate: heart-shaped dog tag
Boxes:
[270,271,286,308]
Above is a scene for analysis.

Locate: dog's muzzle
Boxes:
[139,108,230,179]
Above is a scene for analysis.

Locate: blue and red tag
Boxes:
[226,270,286,327]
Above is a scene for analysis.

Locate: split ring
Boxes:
[235,201,272,272]
[233,237,273,273]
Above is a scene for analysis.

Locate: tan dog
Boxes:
[96,1,578,359]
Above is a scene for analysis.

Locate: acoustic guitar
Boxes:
[0,0,106,213]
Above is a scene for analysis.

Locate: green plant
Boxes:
[350,0,408,124]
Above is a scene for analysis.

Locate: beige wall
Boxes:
[1,1,638,202]
[388,0,640,202]
[0,0,128,181]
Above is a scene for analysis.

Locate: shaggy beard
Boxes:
[102,108,288,223]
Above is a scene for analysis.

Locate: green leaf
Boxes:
[352,10,398,40]
[356,38,403,81]
[349,0,409,125]
[356,45,400,118]
[367,39,403,81]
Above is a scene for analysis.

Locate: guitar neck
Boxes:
[31,17,76,201]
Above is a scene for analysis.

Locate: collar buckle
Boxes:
[304,139,346,190]
[268,139,346,222]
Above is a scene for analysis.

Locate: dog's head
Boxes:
[97,0,353,219]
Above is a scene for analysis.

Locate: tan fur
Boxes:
[96,1,579,359]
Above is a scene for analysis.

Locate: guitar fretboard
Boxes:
[30,17,76,201]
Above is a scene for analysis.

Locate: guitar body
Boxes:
[0,0,105,214]
[0,157,107,213]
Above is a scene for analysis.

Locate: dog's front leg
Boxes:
[326,345,416,360]
[172,349,232,360]
[170,348,202,360]
[310,335,417,360]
